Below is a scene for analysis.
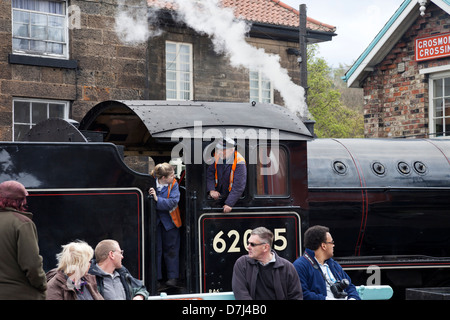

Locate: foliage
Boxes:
[306,45,364,138]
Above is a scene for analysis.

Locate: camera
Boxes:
[330,279,349,299]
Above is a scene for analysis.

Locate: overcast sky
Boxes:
[282,0,406,68]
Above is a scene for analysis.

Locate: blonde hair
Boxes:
[94,239,119,263]
[56,240,93,285]
[151,162,174,179]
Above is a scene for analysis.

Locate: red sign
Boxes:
[416,33,450,61]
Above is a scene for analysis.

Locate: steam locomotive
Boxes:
[4,100,450,299]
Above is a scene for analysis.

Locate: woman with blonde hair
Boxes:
[148,162,181,290]
[46,240,103,300]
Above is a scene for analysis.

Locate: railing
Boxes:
[147,285,393,300]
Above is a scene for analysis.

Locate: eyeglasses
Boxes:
[113,249,124,255]
[248,242,267,247]
[324,241,335,245]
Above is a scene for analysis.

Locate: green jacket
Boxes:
[0,208,47,299]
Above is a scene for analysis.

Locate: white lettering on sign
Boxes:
[416,33,450,61]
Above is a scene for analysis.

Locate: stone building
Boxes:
[343,0,450,138]
[0,0,335,143]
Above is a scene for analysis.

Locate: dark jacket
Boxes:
[89,260,149,300]
[0,208,46,300]
[293,248,360,300]
[232,250,303,300]
[46,269,103,300]
[206,154,247,207]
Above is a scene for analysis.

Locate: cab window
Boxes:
[256,145,288,196]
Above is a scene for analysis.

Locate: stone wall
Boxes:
[0,0,148,140]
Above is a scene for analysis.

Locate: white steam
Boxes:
[114,0,308,118]
[114,0,162,44]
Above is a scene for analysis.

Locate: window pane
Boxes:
[181,91,190,100]
[433,98,442,118]
[48,28,64,42]
[48,42,63,54]
[13,10,30,23]
[14,101,30,123]
[434,79,443,98]
[30,40,46,52]
[32,102,47,124]
[179,44,190,54]
[436,119,444,137]
[445,78,450,97]
[49,103,65,118]
[31,13,47,25]
[166,80,176,91]
[13,38,30,50]
[166,90,177,100]
[256,146,288,196]
[14,124,31,141]
[445,98,450,118]
[31,25,47,40]
[13,23,29,37]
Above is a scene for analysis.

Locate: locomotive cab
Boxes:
[19,100,312,294]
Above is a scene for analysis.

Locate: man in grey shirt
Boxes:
[89,239,149,300]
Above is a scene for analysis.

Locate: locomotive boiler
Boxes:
[307,138,450,298]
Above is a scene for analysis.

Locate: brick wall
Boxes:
[362,3,450,138]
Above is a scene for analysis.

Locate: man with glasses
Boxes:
[232,227,302,300]
[293,225,360,300]
[89,239,149,300]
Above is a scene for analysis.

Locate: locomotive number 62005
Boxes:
[212,228,288,253]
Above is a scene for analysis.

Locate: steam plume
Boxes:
[115,0,308,117]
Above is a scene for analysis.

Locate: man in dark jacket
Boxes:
[206,137,246,213]
[232,227,302,300]
[293,225,360,300]
[0,180,46,299]
[89,239,149,300]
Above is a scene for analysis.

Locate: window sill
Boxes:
[8,54,77,69]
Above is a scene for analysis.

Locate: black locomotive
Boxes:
[2,100,449,299]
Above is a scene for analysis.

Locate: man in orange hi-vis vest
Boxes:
[206,137,247,213]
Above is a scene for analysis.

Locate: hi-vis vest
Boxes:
[214,151,246,192]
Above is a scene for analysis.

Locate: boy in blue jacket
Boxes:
[293,225,360,300]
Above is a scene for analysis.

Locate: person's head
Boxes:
[151,162,175,184]
[0,180,28,211]
[56,240,94,284]
[304,225,334,258]
[247,227,273,262]
[95,239,123,269]
[215,137,236,160]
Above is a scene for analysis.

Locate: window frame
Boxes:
[11,0,69,59]
[249,69,274,104]
[429,71,450,137]
[165,41,194,101]
[12,97,70,141]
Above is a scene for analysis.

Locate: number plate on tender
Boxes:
[198,211,301,293]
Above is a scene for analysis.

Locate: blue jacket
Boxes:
[155,181,180,231]
[293,248,360,300]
